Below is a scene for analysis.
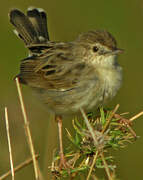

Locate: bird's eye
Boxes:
[93,46,99,52]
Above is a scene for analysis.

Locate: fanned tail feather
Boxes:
[9,7,49,48]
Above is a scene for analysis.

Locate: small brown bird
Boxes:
[9,7,123,168]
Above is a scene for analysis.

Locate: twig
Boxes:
[0,155,39,180]
[4,107,15,180]
[100,152,113,180]
[129,111,143,122]
[80,108,98,146]
[102,104,120,133]
[15,77,39,180]
[86,151,99,180]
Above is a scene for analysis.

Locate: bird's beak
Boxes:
[112,48,124,55]
[102,48,124,56]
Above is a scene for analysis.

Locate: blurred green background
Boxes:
[0,0,143,179]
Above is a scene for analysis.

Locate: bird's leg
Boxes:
[55,115,69,169]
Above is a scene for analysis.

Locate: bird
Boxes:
[9,7,123,168]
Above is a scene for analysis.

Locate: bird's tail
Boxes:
[9,7,49,51]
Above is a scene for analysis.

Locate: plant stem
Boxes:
[102,104,119,133]
[86,151,99,180]
[0,155,39,180]
[15,78,39,180]
[4,107,15,180]
[80,108,98,146]
[100,152,113,180]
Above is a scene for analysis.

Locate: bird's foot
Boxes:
[59,153,70,170]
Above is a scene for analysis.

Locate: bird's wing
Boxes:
[18,42,96,91]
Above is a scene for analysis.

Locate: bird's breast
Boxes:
[98,65,122,102]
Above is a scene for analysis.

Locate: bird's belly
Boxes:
[33,67,122,115]
[33,82,105,114]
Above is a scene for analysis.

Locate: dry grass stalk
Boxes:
[4,107,15,180]
[0,155,39,180]
[130,111,143,122]
[15,77,40,180]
